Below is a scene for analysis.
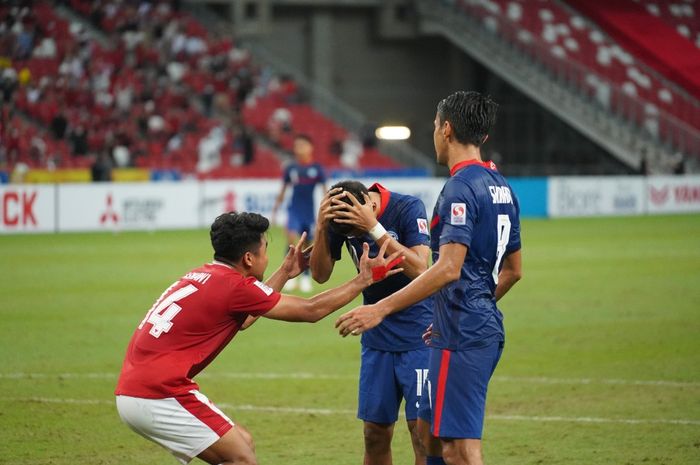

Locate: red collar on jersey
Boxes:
[450,159,497,176]
[368,182,391,219]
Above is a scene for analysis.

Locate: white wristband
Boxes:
[368,223,387,241]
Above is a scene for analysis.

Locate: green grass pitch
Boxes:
[1,215,699,464]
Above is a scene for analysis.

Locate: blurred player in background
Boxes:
[272,134,326,293]
[310,181,432,465]
[335,91,522,465]
[115,211,403,465]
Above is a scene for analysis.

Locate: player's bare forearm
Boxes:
[495,249,522,301]
[337,243,464,338]
[269,241,402,324]
[377,254,459,317]
[335,261,455,337]
[304,274,368,321]
[309,223,334,283]
[265,232,309,291]
[265,267,291,293]
[375,236,429,279]
[309,187,344,283]
[240,315,261,331]
[265,274,369,323]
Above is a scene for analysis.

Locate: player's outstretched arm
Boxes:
[335,242,466,337]
[332,192,429,279]
[264,241,404,323]
[265,232,309,292]
[495,249,522,301]
[309,188,343,283]
[241,233,310,331]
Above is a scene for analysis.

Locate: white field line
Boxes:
[0,372,698,388]
[1,396,699,426]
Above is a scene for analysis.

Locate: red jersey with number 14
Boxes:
[115,262,281,398]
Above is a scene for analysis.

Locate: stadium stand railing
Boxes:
[418,0,700,173]
[565,0,700,102]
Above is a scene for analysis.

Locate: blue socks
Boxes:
[427,457,447,465]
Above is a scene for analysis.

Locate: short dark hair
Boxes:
[437,91,498,147]
[210,212,269,262]
[295,133,313,145]
[328,180,369,237]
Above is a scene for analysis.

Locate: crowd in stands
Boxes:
[0,0,397,181]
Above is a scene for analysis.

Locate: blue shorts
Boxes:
[286,212,314,239]
[417,341,503,439]
[358,346,430,424]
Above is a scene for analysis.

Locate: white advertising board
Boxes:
[0,185,56,233]
[57,182,200,232]
[201,179,291,227]
[548,177,645,217]
[646,176,700,214]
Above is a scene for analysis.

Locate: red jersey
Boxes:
[115,262,281,398]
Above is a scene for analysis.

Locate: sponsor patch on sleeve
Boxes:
[450,203,466,225]
[417,218,429,235]
[253,280,274,296]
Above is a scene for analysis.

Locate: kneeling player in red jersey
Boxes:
[115,211,403,465]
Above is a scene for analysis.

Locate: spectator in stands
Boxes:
[340,133,363,170]
[33,35,56,58]
[197,125,226,173]
[361,124,379,149]
[673,153,686,175]
[232,126,255,166]
[50,108,68,140]
[201,84,215,117]
[112,145,131,168]
[29,135,46,166]
[69,124,88,156]
[267,107,292,147]
[639,149,650,176]
[0,68,18,103]
[15,16,35,60]
[6,126,20,164]
[91,151,113,182]
[329,137,343,160]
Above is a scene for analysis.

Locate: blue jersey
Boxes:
[429,160,521,350]
[284,162,326,221]
[329,184,433,352]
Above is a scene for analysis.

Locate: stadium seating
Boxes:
[631,0,700,49]
[566,0,700,101]
[455,0,700,148]
[1,0,400,178]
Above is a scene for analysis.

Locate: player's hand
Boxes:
[422,323,433,346]
[335,304,384,337]
[331,192,376,233]
[317,187,345,227]
[357,239,404,287]
[281,232,308,279]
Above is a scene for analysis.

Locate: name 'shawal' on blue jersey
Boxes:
[284,162,326,221]
[429,160,521,351]
[328,184,433,352]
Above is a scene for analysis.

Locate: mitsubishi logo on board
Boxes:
[100,194,120,225]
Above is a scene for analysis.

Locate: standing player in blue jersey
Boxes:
[335,91,522,465]
[310,180,433,465]
[272,134,326,292]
